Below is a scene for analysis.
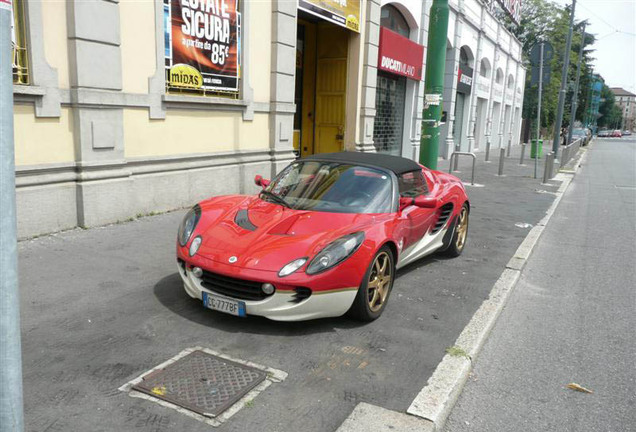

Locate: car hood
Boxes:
[193,195,383,271]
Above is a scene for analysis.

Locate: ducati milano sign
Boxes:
[377,27,424,81]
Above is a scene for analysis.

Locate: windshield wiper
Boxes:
[259,190,292,209]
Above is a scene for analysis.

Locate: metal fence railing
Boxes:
[449,151,477,185]
[560,138,582,168]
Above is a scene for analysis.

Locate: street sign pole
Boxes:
[552,0,577,157]
[419,0,449,170]
[1,1,25,431]
[535,42,544,179]
[567,22,586,145]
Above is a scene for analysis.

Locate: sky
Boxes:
[552,0,636,93]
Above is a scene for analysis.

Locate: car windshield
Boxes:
[263,161,394,213]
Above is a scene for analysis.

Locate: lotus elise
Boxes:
[176,152,469,322]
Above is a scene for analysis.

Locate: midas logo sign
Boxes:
[169,64,203,89]
[346,15,359,32]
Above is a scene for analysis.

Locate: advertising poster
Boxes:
[164,0,241,93]
[298,0,361,33]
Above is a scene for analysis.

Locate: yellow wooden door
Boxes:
[314,24,348,154]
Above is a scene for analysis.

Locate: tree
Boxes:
[494,0,596,134]
[597,85,622,129]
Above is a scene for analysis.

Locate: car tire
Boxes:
[443,203,469,257]
[348,245,395,322]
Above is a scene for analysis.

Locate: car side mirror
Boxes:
[399,195,438,210]
[413,195,438,208]
[254,175,270,188]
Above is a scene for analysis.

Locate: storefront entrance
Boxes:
[374,71,407,155]
[294,18,349,157]
[452,93,465,149]
[372,5,423,155]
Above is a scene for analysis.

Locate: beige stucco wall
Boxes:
[123,109,270,158]
[14,105,75,166]
[120,0,157,94]
[41,0,70,89]
[250,1,272,103]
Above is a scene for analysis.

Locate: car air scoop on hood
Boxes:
[234,207,307,235]
[195,196,375,271]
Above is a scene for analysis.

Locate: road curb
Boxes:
[403,144,588,431]
[336,144,589,432]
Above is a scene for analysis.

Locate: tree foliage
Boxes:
[597,85,623,129]
[495,0,596,135]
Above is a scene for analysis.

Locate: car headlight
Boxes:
[306,232,365,275]
[278,258,308,277]
[189,236,202,257]
[178,205,201,247]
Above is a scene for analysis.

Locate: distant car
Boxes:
[176,152,470,322]
[622,130,632,136]
[597,129,611,137]
[611,130,623,138]
[571,128,589,145]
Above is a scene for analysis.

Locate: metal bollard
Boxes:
[485,141,491,162]
[543,152,553,183]
[453,144,460,171]
[497,148,506,176]
[519,143,527,165]
[506,138,512,157]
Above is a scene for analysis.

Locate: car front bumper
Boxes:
[176,253,360,321]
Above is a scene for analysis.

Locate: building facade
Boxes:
[610,87,636,132]
[10,0,524,238]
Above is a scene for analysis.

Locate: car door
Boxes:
[398,170,439,251]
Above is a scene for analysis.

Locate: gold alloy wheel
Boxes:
[455,206,469,250]
[367,251,392,312]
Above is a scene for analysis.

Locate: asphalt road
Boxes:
[445,137,636,432]
[17,143,561,432]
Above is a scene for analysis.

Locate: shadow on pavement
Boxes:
[153,272,365,336]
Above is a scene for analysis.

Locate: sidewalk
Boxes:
[443,138,636,431]
[18,142,565,432]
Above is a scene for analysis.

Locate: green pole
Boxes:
[419,0,449,170]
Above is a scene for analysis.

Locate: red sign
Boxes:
[377,27,424,81]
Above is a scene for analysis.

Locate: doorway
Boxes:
[294,18,349,157]
[491,101,501,146]
[452,93,465,150]
[474,98,487,149]
[503,105,512,146]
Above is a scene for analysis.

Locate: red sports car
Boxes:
[176,152,470,321]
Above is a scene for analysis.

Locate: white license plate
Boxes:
[202,292,246,317]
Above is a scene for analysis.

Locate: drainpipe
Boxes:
[419,0,450,169]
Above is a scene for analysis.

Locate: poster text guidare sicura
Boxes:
[165,0,241,93]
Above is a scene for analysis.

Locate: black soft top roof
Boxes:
[302,151,421,175]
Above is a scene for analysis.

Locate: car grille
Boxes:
[200,270,270,301]
[432,203,454,234]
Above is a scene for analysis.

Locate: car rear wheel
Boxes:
[443,204,469,257]
[348,246,395,321]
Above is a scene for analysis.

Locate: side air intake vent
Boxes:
[289,287,312,304]
[432,203,453,234]
[234,209,257,231]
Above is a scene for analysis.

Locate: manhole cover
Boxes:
[132,350,266,417]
